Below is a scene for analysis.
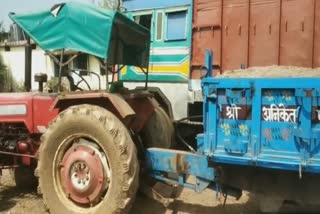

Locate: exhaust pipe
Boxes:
[24,37,32,91]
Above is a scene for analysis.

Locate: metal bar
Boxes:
[278,0,282,65]
[62,53,79,67]
[57,49,64,92]
[105,59,109,91]
[145,41,150,89]
[220,0,224,73]
[151,173,195,190]
[205,49,213,77]
[251,85,261,161]
[45,51,60,65]
[312,0,317,67]
[0,150,37,159]
[247,0,251,67]
[0,165,20,169]
[24,37,32,91]
[146,148,215,181]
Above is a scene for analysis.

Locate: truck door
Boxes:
[192,0,222,77]
[280,0,315,67]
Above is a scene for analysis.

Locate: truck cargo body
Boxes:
[192,0,320,77]
[199,77,320,173]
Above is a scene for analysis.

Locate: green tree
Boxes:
[0,21,8,42]
[0,55,8,91]
[99,0,121,10]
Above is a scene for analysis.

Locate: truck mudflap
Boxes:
[146,148,214,192]
[201,78,320,175]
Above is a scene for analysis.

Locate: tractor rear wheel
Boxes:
[37,104,139,214]
[141,106,175,149]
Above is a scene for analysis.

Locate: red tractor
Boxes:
[1,3,174,213]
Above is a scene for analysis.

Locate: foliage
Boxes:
[0,55,7,89]
[0,54,25,92]
[99,0,121,10]
[45,77,70,92]
[46,77,59,92]
[0,21,8,42]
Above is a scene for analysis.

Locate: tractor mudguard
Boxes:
[50,92,136,124]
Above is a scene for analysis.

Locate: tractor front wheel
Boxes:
[37,104,139,214]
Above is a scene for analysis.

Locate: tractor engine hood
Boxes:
[0,92,58,134]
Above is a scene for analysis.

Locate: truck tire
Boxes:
[141,106,175,149]
[37,104,139,214]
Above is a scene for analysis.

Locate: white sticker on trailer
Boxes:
[0,104,27,115]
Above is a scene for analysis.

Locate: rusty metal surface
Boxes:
[280,0,314,67]
[51,91,135,120]
[146,148,215,181]
[313,0,320,67]
[249,0,280,67]
[0,150,37,159]
[192,0,222,78]
[222,0,249,71]
[191,0,320,78]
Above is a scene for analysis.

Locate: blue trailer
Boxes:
[147,50,320,212]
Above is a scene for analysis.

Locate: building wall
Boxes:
[0,45,107,91]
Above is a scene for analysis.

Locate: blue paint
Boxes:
[123,0,192,11]
[145,50,320,196]
[166,11,187,41]
[146,148,215,181]
[204,49,213,78]
[201,76,320,174]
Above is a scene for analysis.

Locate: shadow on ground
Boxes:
[131,191,259,214]
[0,184,40,212]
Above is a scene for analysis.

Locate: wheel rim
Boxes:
[56,136,110,207]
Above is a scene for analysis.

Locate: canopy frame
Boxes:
[9,2,151,92]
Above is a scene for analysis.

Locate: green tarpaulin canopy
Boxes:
[9,1,150,67]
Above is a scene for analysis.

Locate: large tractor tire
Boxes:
[141,106,175,149]
[37,104,139,214]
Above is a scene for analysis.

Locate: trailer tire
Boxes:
[37,104,139,214]
[141,106,175,149]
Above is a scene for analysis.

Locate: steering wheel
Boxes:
[65,70,91,91]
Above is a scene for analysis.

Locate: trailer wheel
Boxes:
[37,104,139,214]
[141,106,175,149]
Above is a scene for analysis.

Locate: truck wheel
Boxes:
[37,104,139,214]
[141,106,175,148]
[14,167,38,189]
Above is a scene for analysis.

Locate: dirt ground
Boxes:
[0,170,260,214]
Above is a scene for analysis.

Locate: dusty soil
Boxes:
[0,170,259,214]
[218,66,320,78]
